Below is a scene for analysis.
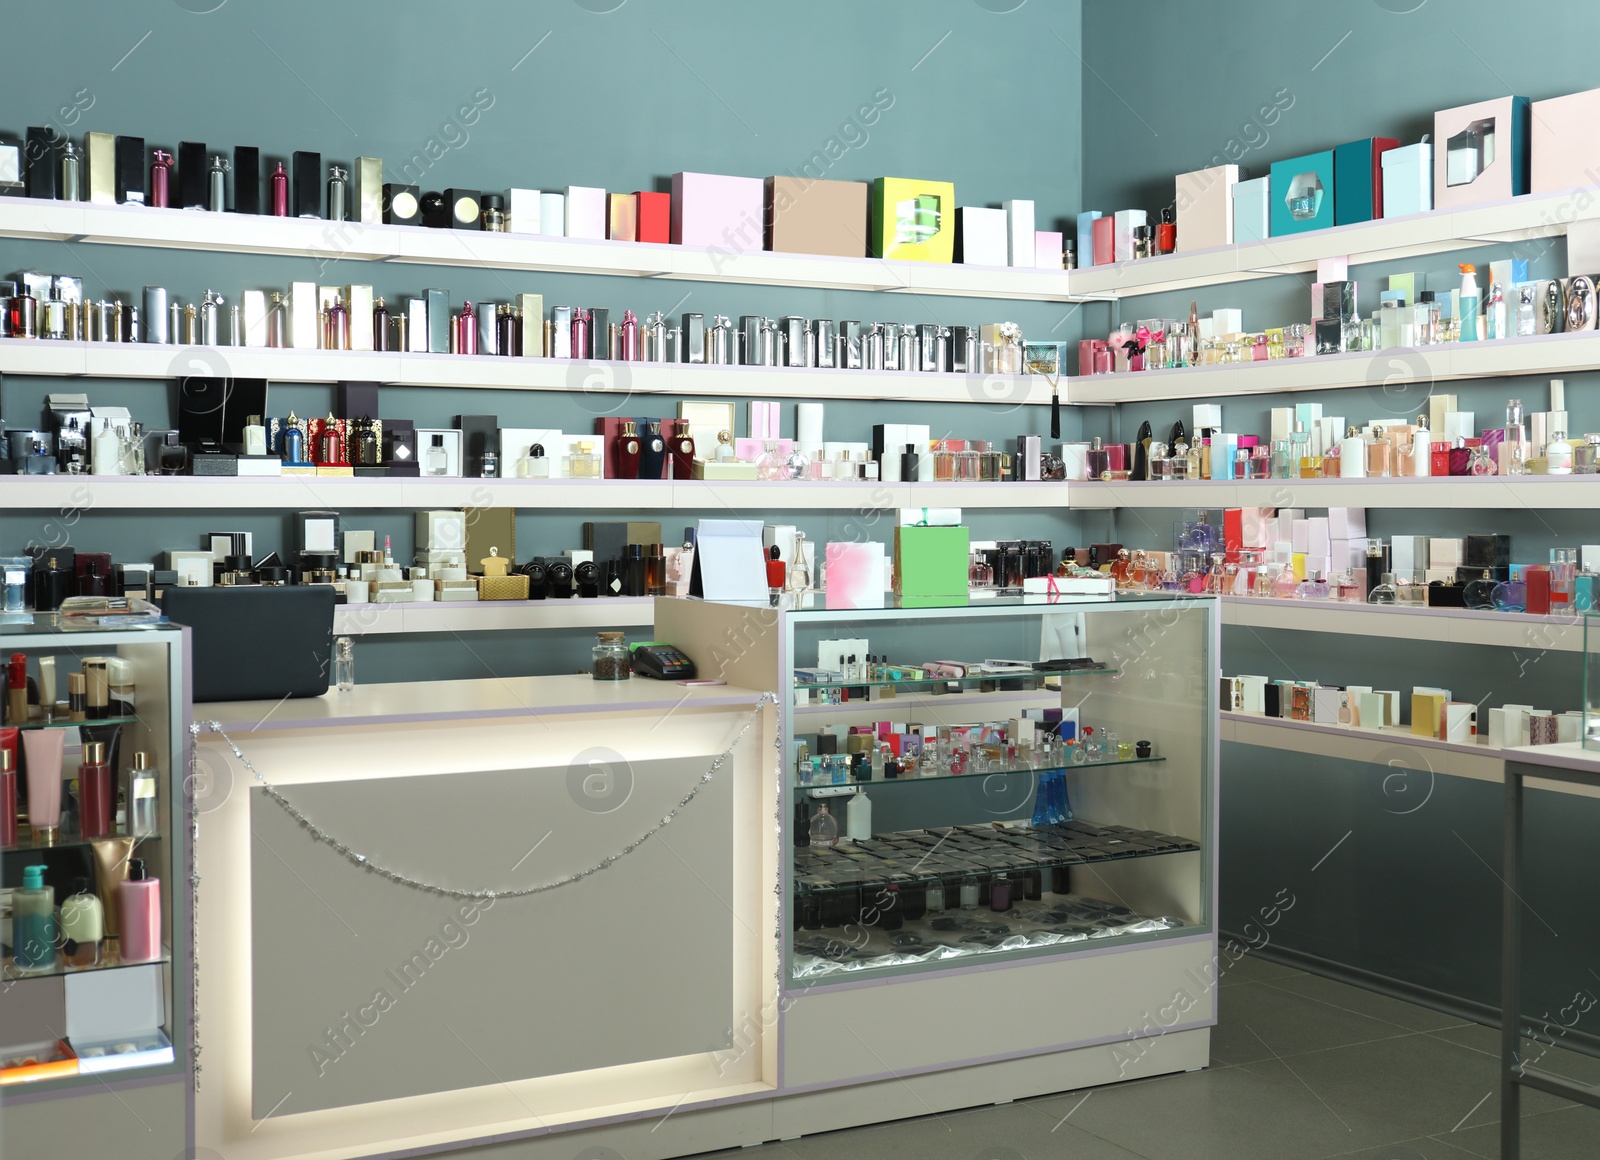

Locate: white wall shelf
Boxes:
[1072,474,1600,510]
[0,338,1055,406]
[1067,332,1600,405]
[1068,185,1598,300]
[1219,595,1582,653]
[0,199,1076,302]
[0,475,1071,511]
[334,597,654,636]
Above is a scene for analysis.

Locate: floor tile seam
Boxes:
[1255,978,1452,1033]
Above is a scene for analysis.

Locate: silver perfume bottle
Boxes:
[643,311,667,361]
[208,155,229,212]
[200,290,223,347]
[709,315,733,364]
[60,141,82,202]
[326,165,348,222]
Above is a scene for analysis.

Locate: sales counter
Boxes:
[191,595,1217,1160]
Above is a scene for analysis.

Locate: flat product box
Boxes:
[1333,137,1399,224]
[1034,230,1063,269]
[1434,96,1530,210]
[765,176,868,257]
[869,177,956,263]
[672,171,764,248]
[1531,87,1600,192]
[565,186,607,239]
[635,190,670,243]
[1112,209,1146,262]
[607,192,638,241]
[893,525,969,598]
[1269,150,1335,236]
[1175,163,1238,251]
[955,206,1008,265]
[1233,176,1270,243]
[1381,142,1433,217]
[1002,199,1036,267]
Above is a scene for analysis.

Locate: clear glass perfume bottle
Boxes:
[1492,579,1527,613]
[808,804,838,848]
[334,636,355,692]
[1505,398,1529,475]
[756,440,788,481]
[1295,570,1329,600]
[518,442,551,478]
[788,530,810,592]
[1271,562,1301,599]
[1463,570,1497,610]
[567,440,602,478]
[424,433,448,476]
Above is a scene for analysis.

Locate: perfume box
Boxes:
[608,193,638,241]
[177,141,207,209]
[66,968,174,1077]
[233,145,261,214]
[1175,164,1238,251]
[1411,690,1448,737]
[289,282,318,349]
[1002,199,1036,268]
[352,156,383,224]
[565,186,607,239]
[506,188,540,233]
[114,135,145,205]
[25,127,59,200]
[1532,87,1600,192]
[1034,231,1063,269]
[1434,96,1529,210]
[442,189,480,229]
[292,151,321,218]
[417,510,467,552]
[539,192,565,237]
[868,177,956,263]
[382,184,420,226]
[415,428,463,476]
[1092,216,1114,264]
[636,190,670,244]
[765,176,869,258]
[893,525,968,597]
[672,171,764,248]
[824,541,887,609]
[1112,209,1146,261]
[1075,211,1102,264]
[1334,138,1399,224]
[955,206,1007,265]
[1269,150,1335,236]
[1232,176,1270,243]
[1381,143,1432,217]
[453,414,499,477]
[86,132,116,205]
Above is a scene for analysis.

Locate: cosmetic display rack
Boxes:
[0,337,1055,407]
[1218,595,1584,653]
[1,476,1073,511]
[333,595,656,637]
[1068,186,1599,300]
[1068,331,1600,405]
[0,618,189,1160]
[1073,474,1600,510]
[0,200,1076,303]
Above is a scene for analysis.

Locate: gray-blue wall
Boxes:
[1080,0,1600,1031]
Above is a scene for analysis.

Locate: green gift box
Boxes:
[893,525,970,597]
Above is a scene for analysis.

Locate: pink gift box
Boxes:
[1432,96,1529,211]
[1532,88,1600,193]
[671,172,765,248]
[1034,231,1063,270]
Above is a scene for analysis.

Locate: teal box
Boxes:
[1269,151,1335,237]
[1333,137,1398,225]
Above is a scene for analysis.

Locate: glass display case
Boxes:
[1586,612,1600,749]
[0,617,189,1098]
[780,593,1214,987]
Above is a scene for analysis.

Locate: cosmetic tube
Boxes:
[68,672,86,720]
[21,726,65,842]
[83,657,110,720]
[36,656,55,722]
[91,836,137,944]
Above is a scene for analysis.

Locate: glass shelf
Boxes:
[3,826,162,854]
[3,952,171,983]
[7,715,139,732]
[794,667,1115,693]
[796,754,1165,792]
[794,820,1201,899]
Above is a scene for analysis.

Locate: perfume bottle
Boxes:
[714,430,736,462]
[455,301,478,355]
[61,140,83,201]
[1463,570,1497,610]
[1505,398,1529,475]
[270,160,289,217]
[1295,570,1330,600]
[207,154,229,212]
[567,440,602,478]
[326,165,348,222]
[756,441,787,481]
[808,803,839,848]
[326,294,350,350]
[149,149,173,208]
[1271,562,1301,599]
[1086,437,1110,481]
[127,750,159,836]
[1548,429,1575,474]
[1155,206,1176,254]
[1365,427,1393,477]
[118,859,162,964]
[331,635,355,692]
[613,421,642,479]
[518,442,551,478]
[496,303,518,355]
[267,291,288,347]
[1492,578,1527,613]
[571,308,591,360]
[424,433,448,476]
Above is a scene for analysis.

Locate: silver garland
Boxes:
[188,692,775,902]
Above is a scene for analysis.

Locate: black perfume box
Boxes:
[178,141,207,209]
[234,146,261,214]
[25,127,59,199]
[114,135,145,204]
[292,151,321,218]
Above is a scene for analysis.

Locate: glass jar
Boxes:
[591,631,631,681]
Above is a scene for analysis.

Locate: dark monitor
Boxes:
[163,586,335,703]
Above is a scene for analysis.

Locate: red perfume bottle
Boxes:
[1156,206,1176,255]
[670,427,695,479]
[149,150,173,209]
[614,420,642,479]
[766,545,787,590]
[270,161,289,217]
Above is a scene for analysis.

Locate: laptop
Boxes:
[163,586,336,703]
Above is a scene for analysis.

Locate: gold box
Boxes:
[86,132,116,205]
[476,574,529,601]
[608,193,638,241]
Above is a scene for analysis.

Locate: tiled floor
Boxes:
[698,955,1600,1160]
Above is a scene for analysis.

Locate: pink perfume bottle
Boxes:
[149,150,174,208]
[326,294,350,350]
[619,310,640,361]
[270,161,289,217]
[456,301,478,355]
[571,309,591,360]
[1271,562,1300,598]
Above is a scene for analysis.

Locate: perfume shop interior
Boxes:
[3,3,1600,1159]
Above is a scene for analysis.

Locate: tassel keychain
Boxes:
[1050,376,1061,440]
